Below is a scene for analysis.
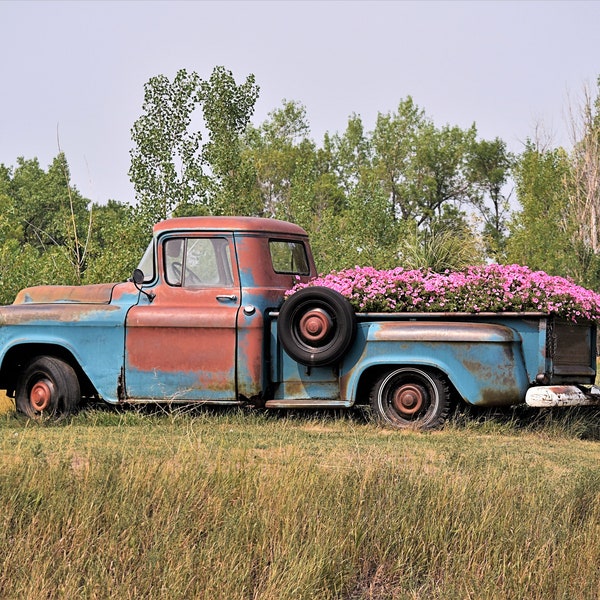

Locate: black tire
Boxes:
[369,367,451,430]
[15,356,80,418]
[278,286,357,367]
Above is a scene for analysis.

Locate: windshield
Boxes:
[136,240,155,282]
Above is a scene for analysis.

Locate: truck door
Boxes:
[124,234,241,401]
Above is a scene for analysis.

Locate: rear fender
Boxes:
[340,321,530,407]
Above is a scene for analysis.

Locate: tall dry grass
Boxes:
[0,406,598,599]
[0,390,13,415]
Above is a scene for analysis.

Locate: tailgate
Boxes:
[548,318,596,382]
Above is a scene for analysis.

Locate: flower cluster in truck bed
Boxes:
[287,264,600,322]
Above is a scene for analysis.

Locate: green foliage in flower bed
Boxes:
[288,264,600,323]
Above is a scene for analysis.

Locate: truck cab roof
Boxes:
[153,216,309,237]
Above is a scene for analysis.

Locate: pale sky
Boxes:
[1,0,599,205]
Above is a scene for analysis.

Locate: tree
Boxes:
[0,153,145,299]
[5,154,91,285]
[509,77,600,288]
[246,100,318,220]
[564,77,600,285]
[327,113,372,199]
[10,155,89,252]
[371,98,476,230]
[467,138,514,259]
[129,66,260,227]
[319,118,399,270]
[129,69,204,230]
[200,66,260,215]
[0,186,35,304]
[371,97,425,222]
[245,99,490,272]
[507,142,574,277]
[82,200,143,284]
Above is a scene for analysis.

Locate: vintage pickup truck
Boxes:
[0,216,598,429]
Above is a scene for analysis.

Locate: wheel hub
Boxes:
[30,379,54,412]
[392,383,425,416]
[298,308,332,344]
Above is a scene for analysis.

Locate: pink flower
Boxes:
[286,263,600,324]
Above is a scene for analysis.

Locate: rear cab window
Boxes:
[269,240,310,275]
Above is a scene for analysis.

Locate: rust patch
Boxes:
[13,283,116,305]
[277,379,309,398]
[0,303,121,326]
[126,326,236,374]
[236,235,315,289]
[371,321,518,343]
[153,215,309,237]
[237,312,265,397]
[476,387,522,406]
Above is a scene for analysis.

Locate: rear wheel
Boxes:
[369,367,451,430]
[15,356,80,418]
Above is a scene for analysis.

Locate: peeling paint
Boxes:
[13,283,117,305]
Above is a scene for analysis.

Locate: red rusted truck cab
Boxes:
[125,216,317,403]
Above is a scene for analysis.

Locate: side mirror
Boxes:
[131,269,155,302]
[132,268,145,285]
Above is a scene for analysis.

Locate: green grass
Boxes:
[0,405,599,599]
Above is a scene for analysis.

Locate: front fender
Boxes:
[0,301,133,403]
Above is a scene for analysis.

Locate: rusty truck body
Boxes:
[0,216,598,429]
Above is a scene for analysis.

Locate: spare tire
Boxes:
[278,286,357,367]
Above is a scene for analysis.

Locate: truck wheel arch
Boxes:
[278,286,357,367]
[0,343,93,400]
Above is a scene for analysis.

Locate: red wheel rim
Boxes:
[30,379,54,412]
[298,308,333,344]
[392,383,425,416]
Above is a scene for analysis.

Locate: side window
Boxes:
[269,240,310,275]
[164,237,234,288]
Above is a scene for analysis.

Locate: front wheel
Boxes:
[15,356,80,418]
[369,367,451,430]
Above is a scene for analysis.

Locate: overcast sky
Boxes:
[1,0,599,205]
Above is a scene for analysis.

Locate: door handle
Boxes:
[216,295,238,302]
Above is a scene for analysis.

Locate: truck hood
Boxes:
[13,283,119,305]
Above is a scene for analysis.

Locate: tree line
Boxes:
[0,66,599,305]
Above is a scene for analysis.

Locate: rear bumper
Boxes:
[526,385,600,408]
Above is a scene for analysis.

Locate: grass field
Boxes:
[0,396,598,599]
[0,390,12,415]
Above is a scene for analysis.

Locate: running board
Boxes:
[526,385,600,408]
[264,399,350,409]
